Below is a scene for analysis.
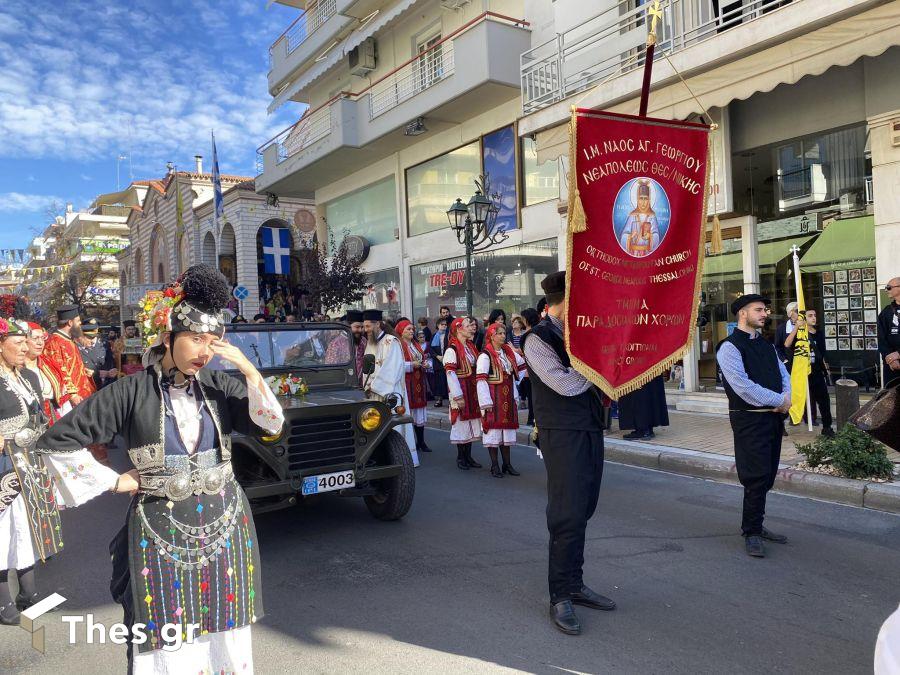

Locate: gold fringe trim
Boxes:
[567,107,588,234]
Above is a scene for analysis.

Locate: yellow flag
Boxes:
[175,171,185,236]
[789,277,810,424]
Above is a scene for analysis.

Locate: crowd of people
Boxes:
[0,268,897,671]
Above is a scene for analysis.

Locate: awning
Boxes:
[702,251,741,278]
[534,2,900,164]
[800,215,875,273]
[757,235,816,268]
[269,0,421,113]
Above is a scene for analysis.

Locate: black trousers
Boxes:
[541,428,604,603]
[808,371,832,429]
[730,411,783,536]
[519,377,535,424]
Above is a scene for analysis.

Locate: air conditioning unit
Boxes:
[349,38,376,76]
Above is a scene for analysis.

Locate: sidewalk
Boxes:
[423,404,900,515]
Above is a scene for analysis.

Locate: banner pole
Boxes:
[639,1,663,117]
[791,248,813,432]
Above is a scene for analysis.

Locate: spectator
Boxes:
[430,317,450,407]
[877,277,900,387]
[253,313,266,323]
[518,308,541,426]
[417,317,433,344]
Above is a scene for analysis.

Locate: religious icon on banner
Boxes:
[613,177,671,258]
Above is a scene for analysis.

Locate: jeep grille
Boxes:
[286,414,356,473]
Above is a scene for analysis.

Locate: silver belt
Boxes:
[12,425,45,449]
[140,461,234,501]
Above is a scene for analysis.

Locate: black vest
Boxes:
[718,329,782,411]
[522,318,603,430]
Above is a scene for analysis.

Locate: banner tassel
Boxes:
[567,107,588,234]
[710,214,723,254]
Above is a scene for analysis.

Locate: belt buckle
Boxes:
[13,427,36,449]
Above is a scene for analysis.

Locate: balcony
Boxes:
[521,0,801,115]
[268,0,355,96]
[257,13,530,198]
[777,164,827,211]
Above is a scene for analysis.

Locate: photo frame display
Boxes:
[824,311,836,323]
[863,282,876,295]
[852,338,865,351]
[826,338,838,351]
[863,267,876,281]
[837,297,849,310]
[849,282,862,296]
[849,269,861,282]
[836,283,848,296]
[823,285,835,297]
[838,324,850,337]
[865,324,877,337]
[850,310,863,323]
[836,310,849,323]
[822,271,835,283]
[866,338,878,350]
[835,270,848,283]
[864,296,877,309]
[849,296,863,309]
[851,323,863,337]
[824,298,836,310]
[864,309,877,322]
[824,325,837,337]
[838,338,851,350]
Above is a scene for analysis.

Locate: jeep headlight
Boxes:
[358,406,382,432]
[260,426,284,444]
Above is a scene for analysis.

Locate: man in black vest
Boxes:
[522,271,615,636]
[877,277,900,387]
[716,294,791,558]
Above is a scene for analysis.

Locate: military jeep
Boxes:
[209,322,415,520]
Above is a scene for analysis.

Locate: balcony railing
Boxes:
[521,0,797,114]
[369,42,455,119]
[269,0,338,67]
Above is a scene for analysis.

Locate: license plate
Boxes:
[301,470,355,496]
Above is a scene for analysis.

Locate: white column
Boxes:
[682,328,701,392]
[741,215,760,295]
[869,111,900,283]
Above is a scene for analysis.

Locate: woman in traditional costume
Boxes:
[24,322,71,423]
[1,319,115,625]
[443,317,483,470]
[34,265,284,673]
[476,323,527,477]
[395,320,431,454]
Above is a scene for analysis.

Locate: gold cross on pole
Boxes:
[647,0,663,46]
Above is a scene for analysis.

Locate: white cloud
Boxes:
[0,0,300,176]
[0,192,64,212]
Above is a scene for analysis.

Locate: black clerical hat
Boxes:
[730,294,770,316]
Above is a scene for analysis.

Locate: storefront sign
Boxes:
[340,235,370,264]
[566,109,711,397]
[758,213,822,240]
[80,238,129,255]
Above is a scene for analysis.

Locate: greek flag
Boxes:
[261,227,291,275]
[211,131,225,233]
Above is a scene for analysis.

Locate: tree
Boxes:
[304,232,368,314]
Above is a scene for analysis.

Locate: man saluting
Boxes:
[521,271,615,636]
[716,294,791,558]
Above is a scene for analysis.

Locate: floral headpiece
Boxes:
[137,284,184,349]
[0,316,29,338]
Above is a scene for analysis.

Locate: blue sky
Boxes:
[0,0,304,250]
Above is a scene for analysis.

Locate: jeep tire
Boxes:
[364,429,415,521]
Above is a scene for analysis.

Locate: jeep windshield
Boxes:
[208,326,354,371]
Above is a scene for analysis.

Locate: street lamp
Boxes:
[446,174,508,318]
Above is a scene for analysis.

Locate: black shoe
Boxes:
[745,535,765,558]
[15,592,40,612]
[456,448,470,471]
[760,528,788,544]
[550,600,581,635]
[502,464,521,476]
[782,427,788,437]
[465,449,482,469]
[821,427,836,438]
[570,586,616,611]
[0,603,20,626]
[490,463,504,478]
[623,430,651,440]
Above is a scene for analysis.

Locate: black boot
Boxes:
[500,445,520,476]
[414,426,432,452]
[488,447,503,478]
[0,572,19,626]
[456,445,470,470]
[15,566,38,611]
[464,443,482,469]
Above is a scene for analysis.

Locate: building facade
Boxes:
[119,166,315,320]
[257,0,556,322]
[517,0,900,389]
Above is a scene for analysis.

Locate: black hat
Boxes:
[123,319,136,328]
[345,310,364,323]
[362,309,383,322]
[730,294,770,316]
[81,318,100,334]
[171,264,230,338]
[541,271,566,295]
[57,305,79,321]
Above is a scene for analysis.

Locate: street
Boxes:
[2,428,899,674]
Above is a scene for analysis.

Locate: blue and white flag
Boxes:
[261,227,291,275]
[211,131,225,233]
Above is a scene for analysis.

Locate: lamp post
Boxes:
[446,175,508,318]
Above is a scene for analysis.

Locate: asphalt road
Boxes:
[2,428,899,674]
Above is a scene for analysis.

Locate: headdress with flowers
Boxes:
[0,316,29,338]
[136,264,230,367]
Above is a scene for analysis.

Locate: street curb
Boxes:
[424,412,900,516]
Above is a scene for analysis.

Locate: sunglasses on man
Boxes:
[887,284,899,291]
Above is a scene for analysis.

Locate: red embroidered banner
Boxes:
[565,109,711,398]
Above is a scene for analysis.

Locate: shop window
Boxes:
[410,239,559,321]
[325,176,397,246]
[407,142,480,237]
[521,136,560,206]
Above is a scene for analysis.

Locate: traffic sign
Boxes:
[233,285,249,300]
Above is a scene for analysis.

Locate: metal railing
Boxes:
[521,0,798,114]
[280,103,334,159]
[865,176,874,204]
[269,0,338,67]
[369,42,455,119]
